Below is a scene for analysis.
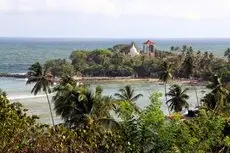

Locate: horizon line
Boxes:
[1,36,230,39]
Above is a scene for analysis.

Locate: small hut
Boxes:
[142,40,156,57]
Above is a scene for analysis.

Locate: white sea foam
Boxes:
[8,72,27,75]
[15,78,28,81]
[8,94,47,100]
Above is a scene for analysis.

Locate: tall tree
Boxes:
[114,85,143,114]
[224,48,230,62]
[26,62,55,126]
[159,61,172,114]
[166,84,189,112]
[182,45,188,56]
[92,86,119,118]
[0,89,7,97]
[53,84,119,129]
[207,74,229,108]
[182,52,199,106]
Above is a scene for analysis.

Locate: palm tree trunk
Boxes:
[194,86,199,106]
[45,90,55,127]
[190,77,199,107]
[164,82,171,115]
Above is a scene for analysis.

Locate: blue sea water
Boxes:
[0,37,227,124]
[0,37,229,73]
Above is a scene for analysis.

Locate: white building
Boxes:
[128,42,140,57]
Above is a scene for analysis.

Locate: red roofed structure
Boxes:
[142,40,156,57]
[143,40,155,45]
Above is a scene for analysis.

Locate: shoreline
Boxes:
[74,77,207,86]
[0,74,207,86]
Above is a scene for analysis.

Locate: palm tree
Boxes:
[207,74,229,107]
[166,84,189,112]
[224,48,230,62]
[0,89,7,97]
[182,53,199,106]
[170,46,175,51]
[201,92,218,110]
[158,61,172,114]
[58,75,77,86]
[114,85,143,113]
[92,85,119,118]
[53,84,119,129]
[182,45,187,56]
[26,62,55,126]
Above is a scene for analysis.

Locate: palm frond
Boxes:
[131,94,143,102]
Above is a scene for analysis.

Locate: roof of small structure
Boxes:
[143,40,155,45]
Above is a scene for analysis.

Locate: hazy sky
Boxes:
[1,0,230,38]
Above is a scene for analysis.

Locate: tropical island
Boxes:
[1,41,230,152]
[43,40,230,83]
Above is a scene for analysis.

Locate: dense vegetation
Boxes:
[43,45,230,82]
[1,77,230,152]
[1,45,230,152]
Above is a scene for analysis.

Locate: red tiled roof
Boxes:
[143,40,155,45]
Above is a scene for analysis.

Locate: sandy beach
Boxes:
[73,76,207,86]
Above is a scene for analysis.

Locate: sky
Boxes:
[1,0,230,38]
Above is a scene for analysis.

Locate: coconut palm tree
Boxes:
[0,89,7,97]
[201,92,218,110]
[158,61,172,114]
[91,85,119,118]
[182,45,188,56]
[166,84,190,112]
[58,75,77,86]
[114,85,143,113]
[53,84,119,129]
[26,62,55,126]
[224,48,230,62]
[207,74,229,107]
[170,46,175,51]
[182,53,199,106]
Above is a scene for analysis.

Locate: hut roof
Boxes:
[143,40,155,45]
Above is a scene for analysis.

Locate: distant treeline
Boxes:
[41,44,230,82]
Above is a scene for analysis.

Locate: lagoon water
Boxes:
[1,77,207,124]
[0,38,226,124]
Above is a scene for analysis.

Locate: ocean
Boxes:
[0,37,227,124]
[0,37,229,73]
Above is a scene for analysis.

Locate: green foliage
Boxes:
[0,95,38,152]
[120,92,174,153]
[27,62,55,126]
[166,84,190,112]
[115,85,143,114]
[92,49,112,56]
[68,45,230,81]
[44,59,75,77]
[0,88,7,97]
[0,94,124,152]
[224,48,230,62]
[2,84,230,152]
[3,43,230,152]
[172,109,226,152]
[118,101,136,120]
[159,61,172,83]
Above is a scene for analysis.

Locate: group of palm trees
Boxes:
[159,57,230,116]
[26,59,228,127]
[26,62,145,127]
[202,74,229,113]
[158,61,190,114]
